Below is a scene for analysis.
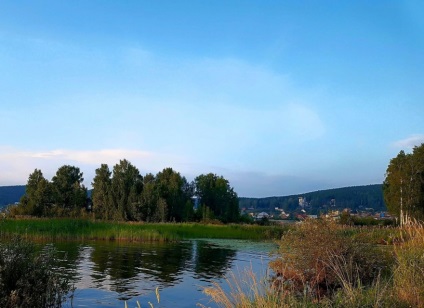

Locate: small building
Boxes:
[256,212,270,220]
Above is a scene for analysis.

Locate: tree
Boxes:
[20,169,51,216]
[383,143,424,220]
[194,173,240,223]
[156,168,192,222]
[139,173,159,222]
[110,159,143,221]
[51,165,87,213]
[92,164,112,220]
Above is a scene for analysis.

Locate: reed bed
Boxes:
[0,218,287,242]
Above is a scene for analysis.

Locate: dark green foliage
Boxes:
[20,169,52,216]
[139,173,159,221]
[0,237,71,307]
[91,164,194,223]
[156,168,192,222]
[110,159,143,221]
[240,184,385,214]
[51,165,87,211]
[11,160,241,224]
[194,173,240,223]
[9,167,88,217]
[91,164,113,220]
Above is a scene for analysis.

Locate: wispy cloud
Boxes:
[392,134,424,150]
[28,149,152,165]
[0,147,188,187]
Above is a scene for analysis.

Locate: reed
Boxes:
[0,218,287,242]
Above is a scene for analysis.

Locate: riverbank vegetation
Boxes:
[0,236,72,307]
[0,218,287,242]
[205,217,424,307]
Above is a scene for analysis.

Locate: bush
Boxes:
[269,219,391,300]
[0,237,72,307]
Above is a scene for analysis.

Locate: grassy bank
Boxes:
[0,218,288,242]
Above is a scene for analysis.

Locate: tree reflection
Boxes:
[87,241,193,294]
[54,240,237,297]
[192,240,237,280]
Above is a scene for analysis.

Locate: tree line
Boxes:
[383,143,424,220]
[13,159,240,223]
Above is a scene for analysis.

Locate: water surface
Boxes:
[54,239,276,307]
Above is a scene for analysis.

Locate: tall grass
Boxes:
[0,218,287,242]
[202,267,287,308]
[393,218,424,306]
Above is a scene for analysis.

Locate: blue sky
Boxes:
[0,1,423,197]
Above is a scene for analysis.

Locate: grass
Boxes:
[0,218,288,242]
[204,217,424,307]
[393,218,424,306]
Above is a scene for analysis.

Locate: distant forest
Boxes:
[1,184,385,214]
[239,184,386,214]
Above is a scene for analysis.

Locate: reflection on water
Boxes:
[53,239,275,307]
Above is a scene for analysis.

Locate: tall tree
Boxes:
[92,164,112,220]
[139,173,159,221]
[194,173,240,223]
[51,165,87,212]
[384,143,424,220]
[156,168,192,222]
[110,159,143,221]
[20,169,51,216]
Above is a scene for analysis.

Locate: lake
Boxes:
[52,239,277,307]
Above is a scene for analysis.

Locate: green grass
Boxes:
[0,218,288,242]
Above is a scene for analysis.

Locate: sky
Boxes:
[0,1,423,197]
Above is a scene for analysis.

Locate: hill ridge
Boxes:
[239,184,385,214]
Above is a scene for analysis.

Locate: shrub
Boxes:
[0,237,72,307]
[269,219,391,301]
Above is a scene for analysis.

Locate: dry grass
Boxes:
[202,267,291,308]
[393,218,424,307]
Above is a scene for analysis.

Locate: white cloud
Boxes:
[392,134,424,150]
[0,147,189,187]
[28,149,152,165]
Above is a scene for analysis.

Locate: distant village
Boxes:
[241,196,393,223]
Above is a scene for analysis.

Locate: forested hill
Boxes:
[239,184,385,214]
[0,185,26,207]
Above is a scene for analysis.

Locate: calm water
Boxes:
[52,239,276,307]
